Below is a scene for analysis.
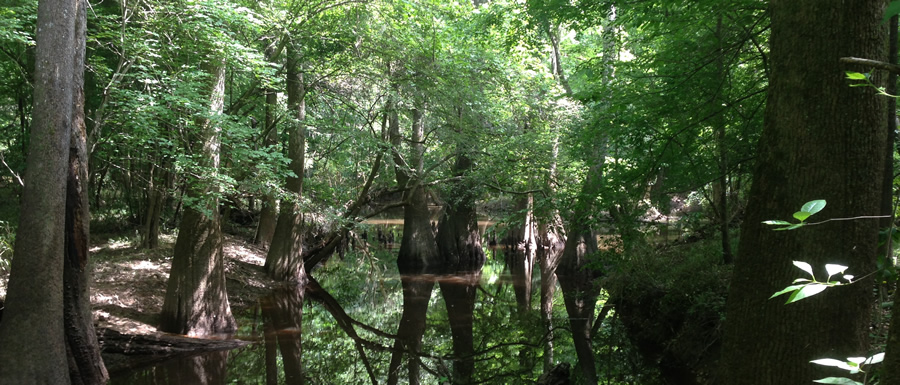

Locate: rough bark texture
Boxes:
[159,59,237,336]
[265,43,307,283]
[64,1,108,382]
[719,1,887,384]
[0,0,80,382]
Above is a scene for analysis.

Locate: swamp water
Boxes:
[108,245,584,384]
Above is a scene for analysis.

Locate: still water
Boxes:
[108,245,580,385]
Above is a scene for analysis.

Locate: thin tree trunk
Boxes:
[265,41,307,283]
[64,1,108,381]
[255,42,280,248]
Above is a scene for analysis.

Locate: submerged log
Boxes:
[97,327,250,374]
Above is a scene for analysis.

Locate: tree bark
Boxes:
[255,42,280,248]
[0,0,83,382]
[159,58,237,336]
[265,41,307,283]
[719,1,887,384]
[64,1,108,382]
[386,103,440,385]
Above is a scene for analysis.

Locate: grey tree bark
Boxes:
[0,0,81,382]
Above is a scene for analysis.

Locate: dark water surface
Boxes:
[108,246,573,384]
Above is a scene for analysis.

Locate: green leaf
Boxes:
[770,284,805,299]
[793,211,811,222]
[885,0,900,24]
[810,358,854,370]
[793,261,815,278]
[801,200,827,216]
[865,352,885,365]
[825,264,848,277]
[785,284,828,304]
[762,220,792,225]
[845,72,868,81]
[813,378,862,385]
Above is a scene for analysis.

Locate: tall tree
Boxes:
[158,57,237,336]
[719,1,887,384]
[63,0,108,381]
[0,0,83,382]
[265,39,308,283]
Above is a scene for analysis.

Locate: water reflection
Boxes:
[261,284,304,385]
[110,258,559,384]
[111,350,229,385]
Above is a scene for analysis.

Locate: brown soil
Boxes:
[88,233,277,335]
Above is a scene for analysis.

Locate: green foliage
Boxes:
[810,353,884,385]
[0,221,13,275]
[762,199,827,230]
[769,260,852,304]
[605,237,732,382]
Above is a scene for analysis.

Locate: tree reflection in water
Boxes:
[110,251,566,384]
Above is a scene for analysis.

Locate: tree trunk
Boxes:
[505,195,536,314]
[158,58,237,336]
[254,43,280,248]
[64,1,108,382]
[0,0,84,382]
[556,131,605,385]
[436,152,485,384]
[386,104,440,385]
[265,41,307,283]
[719,1,887,384]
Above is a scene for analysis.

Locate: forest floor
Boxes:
[0,232,277,335]
[88,232,277,335]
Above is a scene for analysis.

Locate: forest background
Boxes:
[0,0,898,384]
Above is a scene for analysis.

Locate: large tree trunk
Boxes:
[159,58,237,336]
[265,42,307,283]
[64,1,108,382]
[386,104,440,385]
[436,153,485,385]
[719,1,887,384]
[0,0,84,382]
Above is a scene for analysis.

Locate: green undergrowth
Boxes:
[605,236,735,384]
